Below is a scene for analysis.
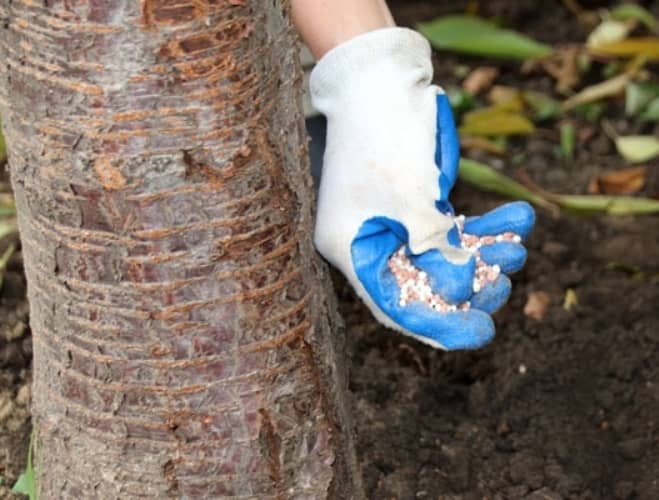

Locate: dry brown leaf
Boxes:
[487,85,524,110]
[524,45,582,94]
[463,66,499,95]
[578,126,596,143]
[523,291,551,321]
[563,289,578,311]
[460,136,507,155]
[544,45,582,93]
[589,37,659,60]
[588,166,647,194]
[561,73,630,111]
[561,0,600,27]
[586,176,600,194]
[466,0,480,16]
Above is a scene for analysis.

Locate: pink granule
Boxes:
[387,215,521,312]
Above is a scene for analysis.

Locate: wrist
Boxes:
[292,0,395,59]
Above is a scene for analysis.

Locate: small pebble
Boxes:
[0,393,15,424]
[16,383,31,407]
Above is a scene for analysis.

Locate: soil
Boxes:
[1,1,658,499]
[345,1,659,498]
[0,171,31,498]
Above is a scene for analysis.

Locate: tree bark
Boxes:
[0,1,361,498]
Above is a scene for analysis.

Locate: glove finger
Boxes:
[478,242,528,274]
[355,246,496,350]
[351,217,406,307]
[410,248,475,304]
[435,92,460,206]
[470,274,512,314]
[351,218,495,351]
[394,304,495,350]
[463,201,535,239]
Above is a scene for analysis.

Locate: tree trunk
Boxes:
[0,1,361,498]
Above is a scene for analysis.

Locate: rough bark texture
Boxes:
[0,1,361,498]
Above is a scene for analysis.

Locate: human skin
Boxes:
[291,0,395,59]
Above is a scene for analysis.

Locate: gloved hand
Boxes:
[310,28,534,350]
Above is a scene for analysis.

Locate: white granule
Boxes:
[387,215,521,311]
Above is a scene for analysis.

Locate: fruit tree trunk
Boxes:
[0,0,361,497]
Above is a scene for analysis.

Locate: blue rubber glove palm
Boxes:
[310,28,534,350]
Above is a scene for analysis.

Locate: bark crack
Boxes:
[258,407,283,496]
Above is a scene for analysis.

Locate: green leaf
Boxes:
[625,81,659,115]
[446,87,481,114]
[11,471,36,500]
[0,218,16,237]
[605,261,646,280]
[0,221,17,241]
[522,90,562,121]
[0,211,17,291]
[556,194,659,215]
[12,430,36,500]
[560,122,576,160]
[452,64,471,79]
[602,60,624,78]
[0,244,15,290]
[0,199,16,218]
[640,97,659,121]
[611,3,658,31]
[458,158,554,209]
[615,135,659,162]
[460,110,535,136]
[574,102,607,122]
[577,51,593,73]
[459,158,659,216]
[417,15,552,60]
[587,19,633,48]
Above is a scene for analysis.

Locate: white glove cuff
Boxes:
[310,27,433,110]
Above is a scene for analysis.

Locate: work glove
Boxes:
[310,28,534,350]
